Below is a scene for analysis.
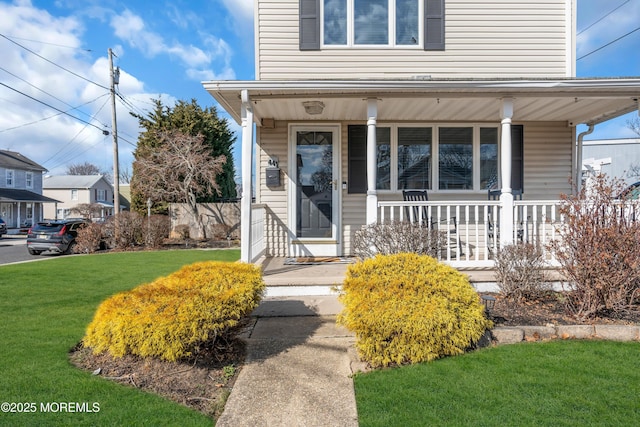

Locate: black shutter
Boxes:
[425,0,445,51]
[511,125,524,192]
[299,0,320,51]
[348,125,367,194]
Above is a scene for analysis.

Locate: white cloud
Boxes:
[220,0,254,28]
[109,9,234,75]
[0,3,163,176]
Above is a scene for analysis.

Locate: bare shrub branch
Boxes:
[134,131,226,239]
[352,221,447,259]
[494,243,550,303]
[549,174,640,320]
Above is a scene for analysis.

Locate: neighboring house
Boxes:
[0,150,59,228]
[43,175,115,220]
[582,138,640,186]
[203,0,640,265]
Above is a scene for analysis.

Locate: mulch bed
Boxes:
[490,293,640,326]
[69,336,246,419]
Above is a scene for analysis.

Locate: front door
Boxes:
[289,126,340,256]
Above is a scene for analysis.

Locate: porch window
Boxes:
[348,124,504,193]
[376,127,391,190]
[398,127,432,189]
[308,0,444,50]
[26,203,33,224]
[480,127,498,189]
[438,127,473,189]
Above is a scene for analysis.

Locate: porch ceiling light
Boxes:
[303,101,325,115]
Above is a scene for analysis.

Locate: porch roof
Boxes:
[0,189,60,203]
[203,77,640,127]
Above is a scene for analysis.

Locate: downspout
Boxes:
[575,123,594,194]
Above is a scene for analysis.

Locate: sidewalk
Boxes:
[216,295,361,427]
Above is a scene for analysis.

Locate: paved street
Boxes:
[0,235,38,265]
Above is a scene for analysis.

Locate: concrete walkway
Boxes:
[217,296,361,427]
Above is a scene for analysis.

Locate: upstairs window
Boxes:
[6,170,14,187]
[71,189,78,201]
[96,189,107,202]
[323,0,420,47]
[25,172,33,189]
[301,0,444,51]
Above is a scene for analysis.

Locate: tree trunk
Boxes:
[187,193,207,239]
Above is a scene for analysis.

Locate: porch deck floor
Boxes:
[259,257,564,289]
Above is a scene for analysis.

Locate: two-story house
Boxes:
[43,175,115,220]
[203,0,640,265]
[0,150,58,229]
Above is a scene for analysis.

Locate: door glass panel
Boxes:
[296,131,333,238]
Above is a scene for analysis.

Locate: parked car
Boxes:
[26,218,89,255]
[617,181,640,200]
[0,218,6,238]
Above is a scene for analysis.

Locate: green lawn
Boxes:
[0,249,239,427]
[355,340,640,427]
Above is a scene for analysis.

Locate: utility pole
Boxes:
[109,48,121,217]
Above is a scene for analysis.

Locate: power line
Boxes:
[577,25,640,60]
[0,34,93,52]
[41,96,112,166]
[0,66,108,124]
[0,33,109,91]
[0,81,108,133]
[577,0,631,36]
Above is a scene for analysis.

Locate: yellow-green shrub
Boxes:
[337,253,491,368]
[83,261,265,361]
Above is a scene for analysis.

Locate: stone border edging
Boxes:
[492,324,640,345]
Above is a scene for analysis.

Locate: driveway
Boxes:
[0,235,34,265]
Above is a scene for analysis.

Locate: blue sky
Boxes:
[0,0,639,178]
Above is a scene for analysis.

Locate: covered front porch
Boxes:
[203,77,640,266]
[0,189,60,229]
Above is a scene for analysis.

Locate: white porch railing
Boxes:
[250,204,266,263]
[377,200,563,267]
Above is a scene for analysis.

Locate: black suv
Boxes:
[0,218,6,238]
[27,219,89,255]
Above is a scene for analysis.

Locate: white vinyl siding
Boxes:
[257,0,573,80]
[257,124,290,257]
[257,119,572,256]
[522,122,573,199]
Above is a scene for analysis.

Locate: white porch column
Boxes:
[17,202,22,228]
[240,90,254,263]
[499,98,515,247]
[366,98,378,225]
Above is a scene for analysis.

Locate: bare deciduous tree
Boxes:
[66,162,110,182]
[133,131,226,239]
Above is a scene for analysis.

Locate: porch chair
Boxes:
[487,189,524,252]
[402,190,461,255]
